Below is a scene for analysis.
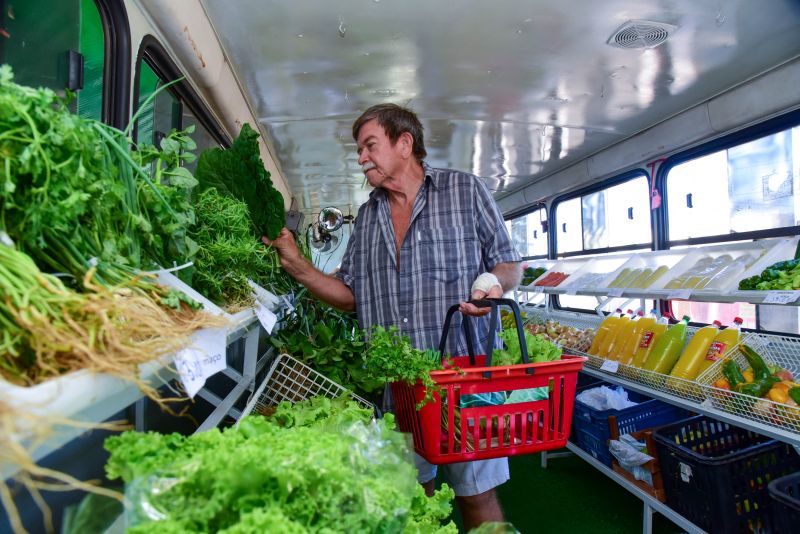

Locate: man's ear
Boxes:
[399,131,414,158]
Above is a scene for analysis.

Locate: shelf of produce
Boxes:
[517,285,800,306]
[579,366,800,447]
[565,442,707,534]
[1,313,264,481]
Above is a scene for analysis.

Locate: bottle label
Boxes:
[639,331,654,349]
[705,342,727,362]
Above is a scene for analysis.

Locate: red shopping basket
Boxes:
[392,298,586,465]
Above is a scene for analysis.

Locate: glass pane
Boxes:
[77,0,104,120]
[182,108,221,172]
[667,126,800,241]
[508,208,548,258]
[135,60,180,147]
[526,209,548,257]
[582,176,650,250]
[0,0,80,104]
[556,198,582,254]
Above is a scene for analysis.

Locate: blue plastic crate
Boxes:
[570,384,687,467]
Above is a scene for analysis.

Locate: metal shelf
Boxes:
[517,285,800,306]
[2,312,266,481]
[581,367,800,447]
[565,442,707,534]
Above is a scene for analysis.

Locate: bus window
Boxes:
[663,116,800,334]
[135,60,180,147]
[0,0,104,119]
[666,125,800,241]
[554,174,653,312]
[507,207,548,259]
[555,197,582,254]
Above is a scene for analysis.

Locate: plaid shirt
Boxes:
[335,163,521,356]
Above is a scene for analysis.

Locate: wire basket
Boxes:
[694,332,800,432]
[241,353,374,418]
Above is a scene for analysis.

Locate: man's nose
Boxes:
[358,152,368,165]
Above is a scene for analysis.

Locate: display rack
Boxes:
[518,306,800,447]
[1,303,281,481]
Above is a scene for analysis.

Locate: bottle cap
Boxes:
[733,316,743,324]
[682,315,691,322]
[713,320,722,327]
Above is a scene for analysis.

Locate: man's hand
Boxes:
[261,228,302,270]
[459,274,504,316]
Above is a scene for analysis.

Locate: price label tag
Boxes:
[255,302,278,334]
[174,328,228,398]
[533,286,544,293]
[607,288,624,298]
[174,351,205,398]
[668,289,692,300]
[600,360,619,373]
[762,291,800,305]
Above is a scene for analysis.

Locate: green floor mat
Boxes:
[443,449,683,534]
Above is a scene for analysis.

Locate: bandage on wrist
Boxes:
[471,272,501,294]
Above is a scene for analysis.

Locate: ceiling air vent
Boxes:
[607,20,677,49]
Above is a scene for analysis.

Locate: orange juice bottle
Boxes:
[599,309,633,358]
[695,317,743,377]
[588,308,623,355]
[631,312,669,367]
[619,310,654,365]
[612,310,643,362]
[643,316,690,374]
[668,320,721,383]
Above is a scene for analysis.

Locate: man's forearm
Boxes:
[282,255,355,311]
[491,261,523,292]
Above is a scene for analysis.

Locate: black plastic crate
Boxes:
[570,383,687,467]
[653,415,800,534]
[769,471,800,534]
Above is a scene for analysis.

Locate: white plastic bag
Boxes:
[608,433,654,484]
[575,385,638,411]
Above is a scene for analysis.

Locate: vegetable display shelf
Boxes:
[516,236,800,306]
[1,309,268,481]
[520,308,800,447]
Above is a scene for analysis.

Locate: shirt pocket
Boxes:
[416,227,479,284]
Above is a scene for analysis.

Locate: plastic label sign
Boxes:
[679,462,693,483]
[255,302,278,334]
[174,328,228,398]
[607,288,624,298]
[600,360,619,373]
[762,291,800,305]
[668,289,692,301]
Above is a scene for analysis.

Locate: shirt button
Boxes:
[402,317,408,323]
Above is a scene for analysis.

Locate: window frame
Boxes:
[656,109,800,249]
[132,35,231,148]
[550,169,655,259]
[93,0,130,129]
[504,202,549,261]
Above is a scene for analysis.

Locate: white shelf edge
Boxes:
[565,442,708,534]
[517,286,800,305]
[581,368,800,447]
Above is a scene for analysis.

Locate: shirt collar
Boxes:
[368,161,439,201]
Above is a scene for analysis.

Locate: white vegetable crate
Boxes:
[241,353,374,418]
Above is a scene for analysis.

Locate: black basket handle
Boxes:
[438,298,531,378]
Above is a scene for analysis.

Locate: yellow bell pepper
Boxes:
[768,387,789,404]
[742,369,755,384]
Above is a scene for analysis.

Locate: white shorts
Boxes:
[414,454,509,497]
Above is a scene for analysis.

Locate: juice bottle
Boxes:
[668,320,721,384]
[695,317,743,377]
[643,316,690,374]
[619,310,655,365]
[631,313,669,367]
[599,309,633,358]
[588,308,623,355]
[608,310,642,361]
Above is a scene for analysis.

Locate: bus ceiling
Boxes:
[151,0,800,218]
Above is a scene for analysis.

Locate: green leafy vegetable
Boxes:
[105,396,457,533]
[194,123,285,239]
[492,328,562,367]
